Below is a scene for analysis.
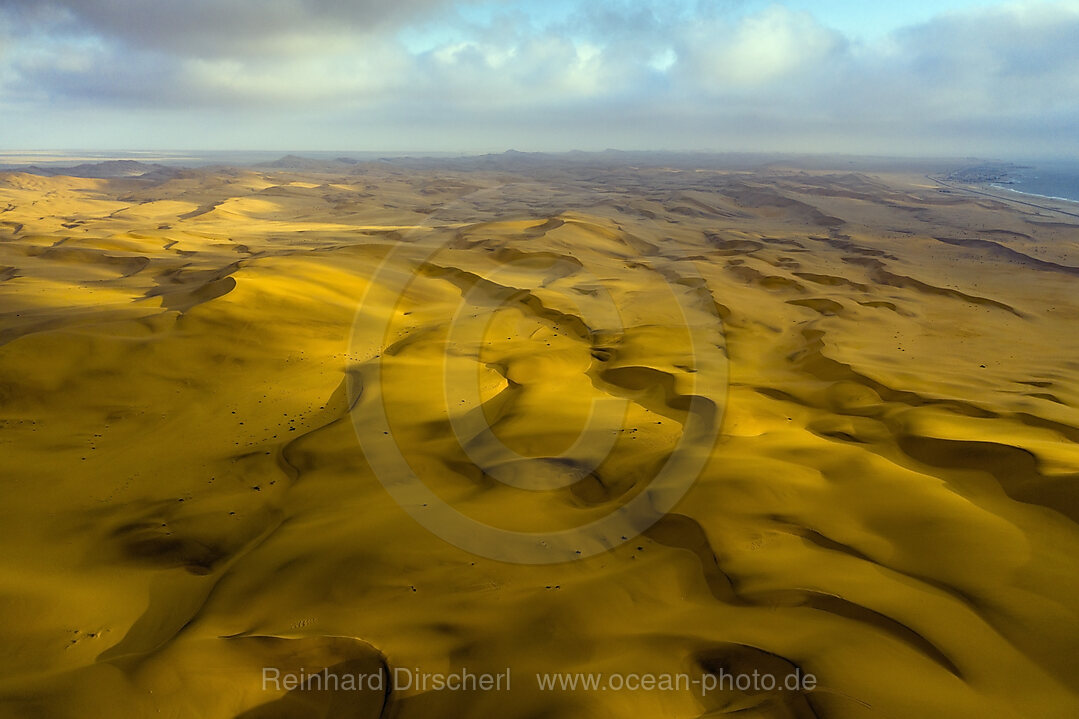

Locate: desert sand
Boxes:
[0,156,1077,717]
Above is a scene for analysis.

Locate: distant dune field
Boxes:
[1,158,1077,718]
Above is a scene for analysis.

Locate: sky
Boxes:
[0,0,1077,158]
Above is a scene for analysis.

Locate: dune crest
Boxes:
[1,160,1077,717]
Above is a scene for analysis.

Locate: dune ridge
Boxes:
[0,161,1077,717]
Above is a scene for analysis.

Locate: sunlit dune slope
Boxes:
[0,163,1077,718]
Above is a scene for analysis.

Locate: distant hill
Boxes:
[255,155,364,170]
[14,160,177,179]
[0,151,978,179]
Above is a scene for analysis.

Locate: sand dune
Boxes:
[0,160,1077,717]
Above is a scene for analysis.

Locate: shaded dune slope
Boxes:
[0,165,1077,718]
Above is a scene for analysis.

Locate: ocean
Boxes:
[994,160,1079,203]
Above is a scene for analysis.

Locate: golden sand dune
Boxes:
[0,161,1077,718]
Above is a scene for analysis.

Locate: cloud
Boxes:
[883,1,1079,117]
[0,0,467,58]
[680,6,847,88]
[0,0,1077,155]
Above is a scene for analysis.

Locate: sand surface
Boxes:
[1,160,1077,717]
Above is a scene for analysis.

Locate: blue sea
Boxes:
[994,161,1079,203]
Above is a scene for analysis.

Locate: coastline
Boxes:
[929,174,1079,220]
[989,182,1079,206]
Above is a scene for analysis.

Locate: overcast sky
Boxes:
[1,0,1077,157]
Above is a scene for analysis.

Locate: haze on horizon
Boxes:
[1,0,1077,159]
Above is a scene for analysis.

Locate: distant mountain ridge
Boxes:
[255,154,361,170]
[0,150,991,180]
[10,160,177,179]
